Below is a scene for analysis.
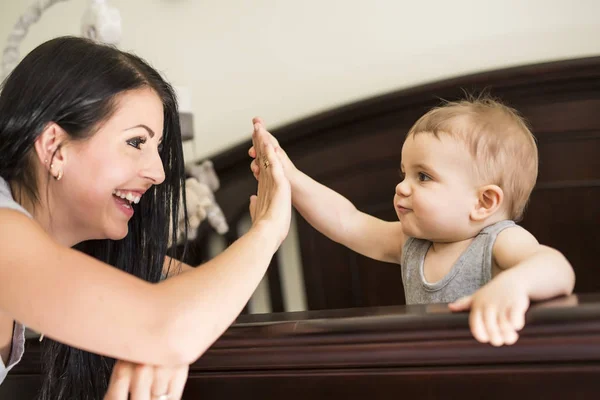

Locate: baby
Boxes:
[249,97,575,346]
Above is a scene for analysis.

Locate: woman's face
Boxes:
[56,88,166,242]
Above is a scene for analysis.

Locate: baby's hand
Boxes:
[248,117,296,180]
[448,275,530,346]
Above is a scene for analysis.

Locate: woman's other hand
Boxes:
[104,360,189,400]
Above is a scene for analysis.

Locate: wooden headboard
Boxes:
[183,57,600,312]
[3,57,600,400]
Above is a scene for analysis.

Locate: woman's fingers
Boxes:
[104,361,134,400]
[167,365,189,400]
[249,195,257,221]
[250,159,260,179]
[130,364,153,400]
[150,366,173,400]
[249,118,279,161]
[262,139,285,183]
[251,124,262,161]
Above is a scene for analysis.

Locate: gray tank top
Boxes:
[0,176,30,385]
[400,220,516,305]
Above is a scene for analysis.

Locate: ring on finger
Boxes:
[152,394,171,400]
[262,157,270,169]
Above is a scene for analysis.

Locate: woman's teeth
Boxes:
[112,189,141,204]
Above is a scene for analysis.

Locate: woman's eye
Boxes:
[418,172,431,182]
[127,137,147,149]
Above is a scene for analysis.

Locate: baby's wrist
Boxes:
[286,164,301,184]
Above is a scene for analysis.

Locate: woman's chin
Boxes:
[106,225,129,241]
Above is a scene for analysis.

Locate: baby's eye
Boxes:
[418,172,432,182]
[157,141,164,153]
[398,169,406,180]
[127,137,147,149]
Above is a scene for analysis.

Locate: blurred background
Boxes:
[2,0,599,161]
[2,0,599,315]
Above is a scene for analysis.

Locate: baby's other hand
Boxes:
[448,275,530,346]
[248,117,295,180]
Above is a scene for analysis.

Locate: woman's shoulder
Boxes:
[0,208,54,276]
[0,177,31,219]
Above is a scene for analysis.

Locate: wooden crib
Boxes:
[3,56,600,399]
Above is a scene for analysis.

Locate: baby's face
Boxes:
[394,133,480,241]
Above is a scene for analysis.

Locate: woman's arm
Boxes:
[0,209,281,366]
[163,256,194,278]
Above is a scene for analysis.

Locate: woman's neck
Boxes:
[9,180,81,247]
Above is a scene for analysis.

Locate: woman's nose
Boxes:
[143,151,166,184]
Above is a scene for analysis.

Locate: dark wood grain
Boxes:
[184,56,600,311]
[4,295,600,399]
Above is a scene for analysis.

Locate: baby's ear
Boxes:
[471,185,503,221]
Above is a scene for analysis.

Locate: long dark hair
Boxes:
[0,36,188,399]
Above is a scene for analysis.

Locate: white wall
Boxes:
[1,0,599,162]
[2,0,599,313]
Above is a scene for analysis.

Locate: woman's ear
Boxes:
[33,122,68,178]
[470,184,504,221]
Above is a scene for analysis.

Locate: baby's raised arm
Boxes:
[249,118,405,264]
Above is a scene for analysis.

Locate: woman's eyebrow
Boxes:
[125,124,155,138]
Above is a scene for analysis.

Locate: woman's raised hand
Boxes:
[248,119,292,248]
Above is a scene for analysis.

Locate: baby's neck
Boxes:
[428,216,510,254]
[429,237,474,255]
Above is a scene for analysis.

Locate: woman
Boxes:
[0,36,290,399]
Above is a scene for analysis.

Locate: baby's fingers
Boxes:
[469,308,489,344]
[484,307,503,347]
[498,308,519,345]
[448,295,472,311]
[508,298,529,331]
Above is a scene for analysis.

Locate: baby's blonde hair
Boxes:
[407,95,538,221]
